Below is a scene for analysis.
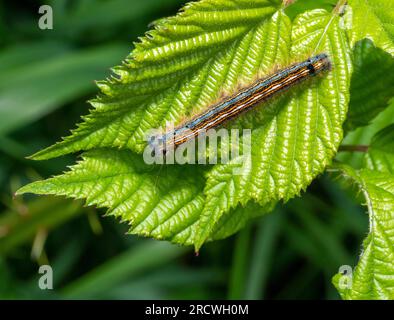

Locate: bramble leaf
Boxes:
[19,1,357,250]
[332,164,394,299]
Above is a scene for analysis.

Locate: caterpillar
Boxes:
[149,53,331,153]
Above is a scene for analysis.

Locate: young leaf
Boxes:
[344,39,394,131]
[347,0,394,56]
[364,124,394,174]
[195,8,352,249]
[332,164,394,299]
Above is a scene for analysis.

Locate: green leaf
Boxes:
[332,164,394,299]
[364,124,394,174]
[347,0,394,55]
[195,8,352,248]
[344,39,394,131]
[30,0,283,160]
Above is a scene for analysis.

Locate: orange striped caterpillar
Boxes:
[149,53,331,153]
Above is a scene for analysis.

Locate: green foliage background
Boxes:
[1,0,393,299]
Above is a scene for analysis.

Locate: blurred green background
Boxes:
[0,0,368,300]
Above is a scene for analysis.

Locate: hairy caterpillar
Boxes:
[149,54,332,153]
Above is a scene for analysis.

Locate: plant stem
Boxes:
[338,145,369,153]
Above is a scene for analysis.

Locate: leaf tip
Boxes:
[193,239,204,254]
[14,185,30,196]
[27,150,50,161]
